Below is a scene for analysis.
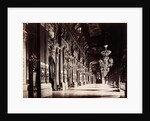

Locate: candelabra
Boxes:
[99,45,113,83]
[28,54,37,72]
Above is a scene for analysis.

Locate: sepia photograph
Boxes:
[23,23,127,98]
[8,7,142,113]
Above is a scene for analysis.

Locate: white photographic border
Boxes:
[8,8,142,114]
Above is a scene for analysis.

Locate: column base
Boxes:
[23,84,28,98]
[74,82,78,87]
[41,83,52,97]
[62,82,68,90]
[102,78,105,84]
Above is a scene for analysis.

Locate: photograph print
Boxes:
[23,23,127,98]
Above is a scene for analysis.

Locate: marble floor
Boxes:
[45,84,124,98]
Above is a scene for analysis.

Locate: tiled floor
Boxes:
[45,84,122,98]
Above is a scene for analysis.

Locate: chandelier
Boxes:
[99,45,113,79]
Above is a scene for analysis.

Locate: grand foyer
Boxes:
[23,23,127,98]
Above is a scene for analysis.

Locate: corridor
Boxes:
[45,84,124,98]
[23,23,127,98]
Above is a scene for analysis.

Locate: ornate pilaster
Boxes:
[23,24,28,98]
[23,30,27,85]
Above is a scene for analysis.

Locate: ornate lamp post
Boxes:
[28,53,37,97]
[99,45,113,84]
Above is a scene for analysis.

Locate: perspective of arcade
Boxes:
[23,23,127,98]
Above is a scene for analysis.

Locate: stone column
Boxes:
[89,63,92,84]
[45,30,49,83]
[64,62,68,90]
[23,29,28,98]
[73,58,77,87]
[80,72,83,85]
[86,73,88,84]
[60,47,64,87]
[51,47,56,91]
[56,47,60,87]
[72,58,75,87]
[68,57,73,88]
[63,52,68,90]
[40,25,53,97]
[84,74,86,85]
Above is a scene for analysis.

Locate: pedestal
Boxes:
[23,84,28,98]
[62,82,68,90]
[102,77,105,84]
[74,82,78,87]
[41,83,52,97]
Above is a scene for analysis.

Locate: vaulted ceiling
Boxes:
[66,23,127,73]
